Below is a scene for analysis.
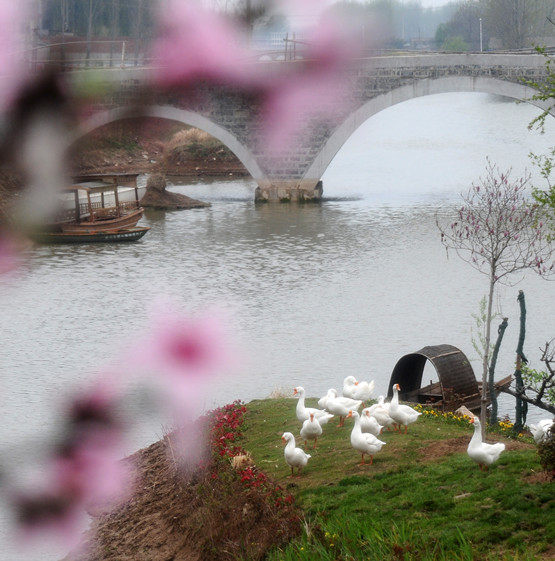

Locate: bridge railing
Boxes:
[19,39,552,77]
[23,40,151,73]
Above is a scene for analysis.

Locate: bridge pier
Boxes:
[254,180,323,203]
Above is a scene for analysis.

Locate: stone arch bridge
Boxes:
[75,52,553,202]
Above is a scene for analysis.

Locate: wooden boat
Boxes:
[31,226,150,244]
[401,375,513,414]
[387,344,513,415]
[31,174,149,244]
[54,178,145,233]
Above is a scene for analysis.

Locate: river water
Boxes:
[2,92,555,560]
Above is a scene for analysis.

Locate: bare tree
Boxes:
[109,0,120,67]
[483,0,549,49]
[443,0,483,51]
[436,159,554,437]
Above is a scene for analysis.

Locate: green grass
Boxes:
[241,397,554,560]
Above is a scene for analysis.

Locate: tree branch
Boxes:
[499,386,555,415]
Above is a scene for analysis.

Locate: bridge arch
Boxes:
[306,76,555,185]
[75,105,266,184]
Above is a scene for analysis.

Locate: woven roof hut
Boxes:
[387,344,480,411]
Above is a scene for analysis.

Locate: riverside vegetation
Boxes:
[75,397,554,561]
[246,397,553,561]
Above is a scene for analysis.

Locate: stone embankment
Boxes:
[140,174,210,209]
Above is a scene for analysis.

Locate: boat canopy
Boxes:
[64,181,122,194]
[387,344,479,404]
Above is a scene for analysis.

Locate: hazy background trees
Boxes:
[34,0,555,58]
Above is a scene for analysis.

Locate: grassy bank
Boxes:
[242,397,554,560]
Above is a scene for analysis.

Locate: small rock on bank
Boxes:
[140,174,210,210]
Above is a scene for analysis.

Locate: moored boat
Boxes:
[387,344,513,415]
[54,178,144,233]
[31,174,150,243]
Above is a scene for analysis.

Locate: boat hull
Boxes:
[31,226,150,244]
[60,208,144,233]
[403,375,513,414]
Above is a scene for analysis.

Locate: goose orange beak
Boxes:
[346,410,353,418]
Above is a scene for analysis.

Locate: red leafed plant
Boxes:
[207,400,297,509]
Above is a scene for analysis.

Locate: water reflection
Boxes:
[2,92,555,561]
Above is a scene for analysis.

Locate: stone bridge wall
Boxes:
[75,53,551,201]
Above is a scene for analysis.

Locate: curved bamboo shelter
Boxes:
[387,344,510,412]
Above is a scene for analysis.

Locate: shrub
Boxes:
[537,421,555,479]
[164,128,237,163]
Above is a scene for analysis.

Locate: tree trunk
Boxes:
[60,0,67,70]
[109,0,120,68]
[86,0,93,67]
[514,290,528,432]
[488,317,508,425]
[481,271,496,439]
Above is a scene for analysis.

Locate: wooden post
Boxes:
[86,191,94,223]
[113,185,121,217]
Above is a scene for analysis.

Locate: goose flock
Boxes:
[282,377,411,475]
[281,377,553,476]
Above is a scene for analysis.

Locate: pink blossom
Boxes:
[65,378,124,433]
[0,232,23,275]
[12,484,86,550]
[258,16,357,152]
[53,431,134,509]
[149,1,252,88]
[149,1,360,153]
[0,3,30,111]
[169,415,211,469]
[127,305,237,409]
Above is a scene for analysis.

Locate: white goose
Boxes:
[530,419,554,444]
[367,396,395,432]
[326,390,362,427]
[343,376,375,403]
[467,417,505,470]
[360,408,384,436]
[346,410,386,465]
[300,412,323,449]
[318,388,361,412]
[282,432,311,477]
[293,387,334,425]
[317,389,333,410]
[389,383,421,433]
[366,395,390,414]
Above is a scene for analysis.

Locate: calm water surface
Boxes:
[2,93,555,560]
